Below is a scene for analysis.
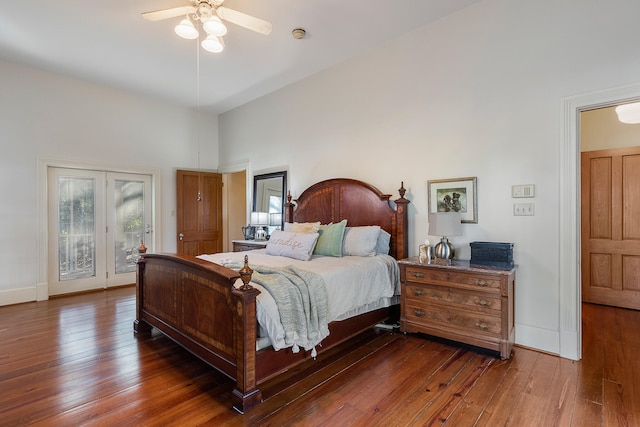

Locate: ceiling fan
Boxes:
[142,0,272,53]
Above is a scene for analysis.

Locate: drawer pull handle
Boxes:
[477,299,490,306]
[413,272,425,278]
[476,322,490,331]
[476,280,488,286]
[413,289,425,296]
[413,309,426,318]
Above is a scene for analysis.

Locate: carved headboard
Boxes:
[284,178,409,260]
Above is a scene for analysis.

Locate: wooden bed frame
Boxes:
[133,178,410,413]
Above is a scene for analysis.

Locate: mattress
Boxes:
[197,250,400,351]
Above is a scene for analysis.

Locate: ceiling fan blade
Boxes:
[217,6,272,35]
[142,6,195,22]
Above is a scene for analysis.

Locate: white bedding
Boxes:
[197,250,400,352]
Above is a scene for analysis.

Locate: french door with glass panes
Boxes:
[48,168,152,295]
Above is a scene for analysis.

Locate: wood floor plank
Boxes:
[508,352,579,426]
[443,354,512,426]
[441,399,484,426]
[361,347,477,426]
[259,328,399,402]
[550,357,580,426]
[603,379,631,427]
[316,403,364,427]
[572,398,603,427]
[3,341,219,425]
[235,331,406,426]
[251,335,436,425]
[577,346,604,405]
[346,343,456,422]
[474,367,531,425]
[411,352,494,425]
[1,288,639,426]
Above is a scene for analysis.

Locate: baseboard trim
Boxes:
[515,323,559,356]
[0,286,38,307]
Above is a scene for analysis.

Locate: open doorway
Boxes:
[560,84,640,361]
[221,170,248,252]
[580,106,640,310]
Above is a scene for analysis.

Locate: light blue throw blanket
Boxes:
[223,262,329,356]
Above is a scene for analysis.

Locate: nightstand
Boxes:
[232,239,268,252]
[399,257,516,359]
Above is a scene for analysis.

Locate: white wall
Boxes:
[219,0,640,356]
[0,60,218,305]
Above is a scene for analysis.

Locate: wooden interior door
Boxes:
[176,170,222,256]
[581,146,640,309]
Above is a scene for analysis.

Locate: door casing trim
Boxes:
[560,82,640,360]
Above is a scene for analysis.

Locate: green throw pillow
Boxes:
[313,219,347,257]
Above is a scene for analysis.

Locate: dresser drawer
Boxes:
[405,283,501,313]
[404,302,502,336]
[233,243,257,252]
[404,266,503,293]
[232,241,267,252]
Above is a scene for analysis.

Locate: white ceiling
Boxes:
[0,0,480,114]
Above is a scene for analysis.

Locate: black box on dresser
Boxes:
[470,241,514,268]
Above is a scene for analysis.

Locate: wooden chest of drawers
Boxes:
[232,240,268,252]
[399,257,516,359]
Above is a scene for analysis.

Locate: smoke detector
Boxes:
[292,28,306,39]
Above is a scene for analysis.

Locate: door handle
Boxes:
[145,224,151,234]
[179,233,184,241]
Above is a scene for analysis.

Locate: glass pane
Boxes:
[269,195,282,214]
[114,179,145,274]
[58,177,96,281]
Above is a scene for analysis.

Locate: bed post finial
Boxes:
[394,181,410,260]
[239,255,253,290]
[284,190,295,223]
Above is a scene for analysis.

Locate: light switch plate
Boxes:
[514,203,535,216]
[512,184,535,198]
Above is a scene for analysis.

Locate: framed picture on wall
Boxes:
[427,176,477,223]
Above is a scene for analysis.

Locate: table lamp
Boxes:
[269,212,282,231]
[250,211,270,240]
[428,212,462,260]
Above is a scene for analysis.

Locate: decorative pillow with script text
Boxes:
[265,230,320,261]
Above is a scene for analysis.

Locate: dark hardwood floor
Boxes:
[1,286,638,426]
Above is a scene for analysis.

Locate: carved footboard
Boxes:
[133,253,261,413]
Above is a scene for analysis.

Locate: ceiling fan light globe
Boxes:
[175,18,199,39]
[201,35,224,53]
[203,16,227,37]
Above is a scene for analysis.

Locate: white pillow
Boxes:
[266,230,319,261]
[342,226,381,257]
[376,229,391,255]
[283,221,321,233]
